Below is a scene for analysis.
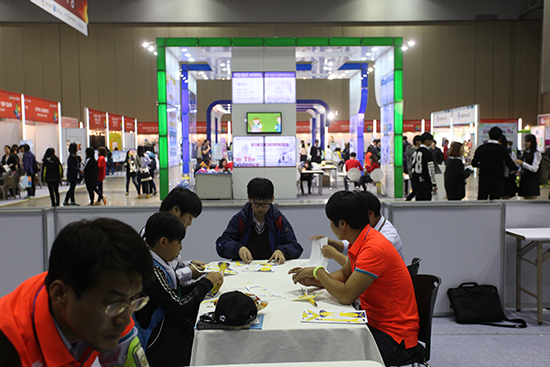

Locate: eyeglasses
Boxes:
[251,202,271,209]
[73,288,149,317]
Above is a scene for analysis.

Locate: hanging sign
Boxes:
[25,96,59,124]
[88,109,107,130]
[108,114,123,131]
[30,0,88,36]
[137,122,159,135]
[124,117,136,133]
[0,90,22,120]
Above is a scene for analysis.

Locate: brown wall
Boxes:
[0,21,542,124]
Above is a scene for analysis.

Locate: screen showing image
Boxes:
[233,136,265,167]
[265,136,296,167]
[232,72,264,104]
[264,72,296,104]
[246,112,282,134]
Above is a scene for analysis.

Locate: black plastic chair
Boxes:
[407,257,422,277]
[397,274,442,367]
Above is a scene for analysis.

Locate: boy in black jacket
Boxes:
[135,212,223,367]
[411,132,438,201]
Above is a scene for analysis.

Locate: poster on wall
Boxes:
[530,126,546,152]
[233,136,264,167]
[30,0,88,36]
[477,122,517,150]
[264,72,296,104]
[109,132,122,151]
[265,136,296,167]
[168,110,180,167]
[232,72,264,104]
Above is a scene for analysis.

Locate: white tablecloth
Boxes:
[190,260,384,366]
[506,228,550,242]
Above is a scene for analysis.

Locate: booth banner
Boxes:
[88,109,107,130]
[109,132,122,151]
[196,122,206,134]
[432,111,452,128]
[124,117,136,132]
[364,120,373,133]
[137,122,159,135]
[478,121,517,149]
[108,114,123,131]
[195,121,230,134]
[61,116,79,128]
[452,105,477,125]
[328,120,350,133]
[0,90,22,120]
[30,0,88,36]
[403,120,432,132]
[297,121,310,133]
[25,96,59,124]
[538,114,550,126]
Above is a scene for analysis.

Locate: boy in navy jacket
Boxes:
[216,177,303,264]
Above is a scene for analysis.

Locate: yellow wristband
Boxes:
[313,266,324,278]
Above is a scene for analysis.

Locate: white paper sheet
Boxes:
[307,237,329,268]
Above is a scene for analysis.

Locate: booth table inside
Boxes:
[190,259,384,366]
[195,172,233,199]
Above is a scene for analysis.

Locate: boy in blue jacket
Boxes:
[216,177,303,264]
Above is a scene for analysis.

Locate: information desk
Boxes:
[506,228,550,324]
[195,172,232,199]
[190,260,383,366]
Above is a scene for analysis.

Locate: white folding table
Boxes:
[506,227,550,324]
[190,260,383,366]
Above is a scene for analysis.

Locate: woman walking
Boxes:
[137,146,152,199]
[94,146,107,205]
[83,147,98,206]
[444,142,472,201]
[63,143,80,206]
[124,150,140,196]
[42,148,63,207]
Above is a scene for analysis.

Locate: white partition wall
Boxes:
[384,201,505,315]
[231,47,297,200]
[0,209,48,297]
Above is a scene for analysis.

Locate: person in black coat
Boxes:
[63,143,80,206]
[310,139,322,163]
[471,127,517,200]
[42,148,63,207]
[83,147,98,205]
[444,142,472,200]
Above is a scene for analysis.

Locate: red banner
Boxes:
[296,121,310,133]
[137,122,159,135]
[124,117,136,132]
[88,109,107,130]
[25,96,59,124]
[108,114,123,131]
[30,0,88,36]
[61,116,79,128]
[480,119,518,125]
[0,90,22,120]
[402,120,431,132]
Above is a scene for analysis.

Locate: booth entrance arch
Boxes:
[156,37,404,199]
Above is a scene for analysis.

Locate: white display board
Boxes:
[265,136,296,167]
[232,72,264,104]
[233,136,265,167]
[478,122,518,149]
[264,72,296,104]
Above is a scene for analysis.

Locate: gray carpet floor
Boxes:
[429,309,550,366]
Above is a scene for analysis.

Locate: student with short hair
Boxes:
[159,187,207,284]
[135,212,223,367]
[290,191,419,366]
[0,218,154,367]
[216,177,303,264]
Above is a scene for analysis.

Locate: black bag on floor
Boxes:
[447,282,526,328]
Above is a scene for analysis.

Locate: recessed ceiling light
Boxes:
[327,62,334,66]
[220,63,226,67]
[366,52,372,56]
[188,58,195,62]
[181,48,188,52]
[372,48,378,51]
[222,67,227,71]
[408,40,416,47]
[361,57,367,61]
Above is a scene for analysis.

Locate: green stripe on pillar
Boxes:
[166,38,199,47]
[264,38,296,46]
[394,70,403,103]
[232,38,264,46]
[157,71,167,104]
[159,135,169,199]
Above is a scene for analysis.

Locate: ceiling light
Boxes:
[199,71,205,75]
[323,66,330,70]
[185,53,191,57]
[327,62,334,66]
[361,57,367,61]
[368,67,373,72]
[328,112,335,120]
[153,51,158,56]
[220,63,226,67]
[142,42,148,48]
[148,45,155,52]
[408,40,416,47]
[401,46,408,51]
[222,67,227,71]
[181,48,188,52]
[366,52,372,56]
[188,58,195,62]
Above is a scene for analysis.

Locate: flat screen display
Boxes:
[264,72,296,104]
[232,136,265,167]
[265,136,296,167]
[232,72,264,104]
[246,112,282,134]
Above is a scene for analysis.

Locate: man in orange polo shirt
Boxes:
[290,191,419,366]
[0,218,154,367]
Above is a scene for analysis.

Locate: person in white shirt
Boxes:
[312,191,404,266]
[516,133,542,199]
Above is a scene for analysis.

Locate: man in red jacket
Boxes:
[0,218,154,367]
